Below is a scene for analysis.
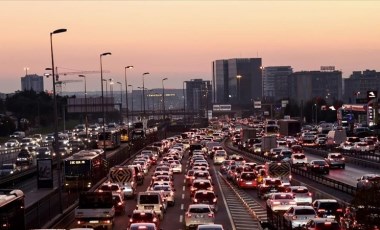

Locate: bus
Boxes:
[64,151,108,191]
[0,189,25,230]
[97,129,121,150]
[120,128,129,142]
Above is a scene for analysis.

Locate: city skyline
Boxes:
[1,1,380,93]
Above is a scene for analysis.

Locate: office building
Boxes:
[262,66,293,101]
[21,74,44,93]
[289,70,342,105]
[184,79,212,116]
[343,70,380,103]
[212,58,262,106]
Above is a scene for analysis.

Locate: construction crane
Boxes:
[55,67,110,81]
[56,80,83,94]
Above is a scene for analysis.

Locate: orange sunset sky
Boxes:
[1,1,380,93]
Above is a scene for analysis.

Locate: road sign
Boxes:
[254,101,261,109]
[367,91,377,103]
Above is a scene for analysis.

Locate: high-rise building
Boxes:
[212,58,262,106]
[343,70,380,103]
[262,66,293,101]
[21,74,44,93]
[184,79,212,116]
[289,70,342,105]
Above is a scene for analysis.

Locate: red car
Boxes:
[237,172,258,189]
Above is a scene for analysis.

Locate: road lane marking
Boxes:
[182,193,185,199]
[181,203,184,210]
[182,185,185,191]
[180,215,183,223]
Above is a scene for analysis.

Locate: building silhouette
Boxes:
[21,74,44,93]
[212,58,262,106]
[184,79,212,117]
[262,66,293,101]
[343,70,380,103]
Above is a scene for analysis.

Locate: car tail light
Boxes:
[292,215,297,220]
[77,221,82,224]
[273,201,280,205]
[104,220,111,224]
[308,192,312,196]
[153,217,157,222]
[194,198,198,203]
[336,208,342,212]
[208,213,214,218]
[118,202,122,206]
[213,198,217,203]
[129,218,133,222]
[186,212,192,217]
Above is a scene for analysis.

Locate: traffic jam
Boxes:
[72,117,379,230]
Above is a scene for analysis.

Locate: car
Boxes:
[0,163,19,176]
[192,190,218,212]
[184,204,215,229]
[306,160,329,174]
[129,223,159,230]
[149,184,176,206]
[193,170,212,182]
[324,153,345,169]
[356,173,380,190]
[290,153,307,166]
[112,193,125,215]
[36,147,52,159]
[283,206,318,229]
[4,139,20,148]
[190,179,213,197]
[312,199,342,219]
[236,172,258,189]
[266,192,297,212]
[226,165,238,180]
[213,150,227,165]
[197,224,224,230]
[287,186,312,205]
[169,160,182,173]
[136,191,167,220]
[185,169,195,186]
[257,178,286,199]
[97,182,125,200]
[303,218,341,230]
[219,160,235,174]
[128,210,160,229]
[16,148,33,166]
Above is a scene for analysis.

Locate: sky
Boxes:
[1,1,380,93]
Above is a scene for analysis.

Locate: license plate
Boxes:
[89,220,99,223]
[246,182,252,185]
[144,206,154,210]
[196,215,204,218]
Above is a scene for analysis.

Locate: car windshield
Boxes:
[330,154,342,159]
[318,202,339,210]
[292,209,315,216]
[194,182,212,189]
[294,154,306,159]
[265,180,282,186]
[189,207,211,213]
[132,213,154,221]
[292,188,308,194]
[274,194,293,199]
[314,161,326,166]
[241,173,256,180]
[195,192,216,202]
[139,195,159,204]
[153,186,171,191]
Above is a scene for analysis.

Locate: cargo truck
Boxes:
[278,119,301,137]
[261,135,277,154]
[108,165,137,198]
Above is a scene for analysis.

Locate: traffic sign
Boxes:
[367,91,377,103]
[254,100,261,109]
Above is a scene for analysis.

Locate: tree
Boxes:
[0,115,16,136]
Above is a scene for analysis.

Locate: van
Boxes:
[136,191,166,220]
[326,129,347,149]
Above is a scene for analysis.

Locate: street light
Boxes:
[142,72,150,115]
[236,75,242,101]
[124,66,134,124]
[162,78,168,120]
[183,81,186,121]
[50,27,67,214]
[117,81,122,124]
[78,75,87,137]
[128,85,133,123]
[314,103,318,124]
[100,52,111,155]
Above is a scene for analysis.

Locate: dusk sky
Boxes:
[1,1,380,93]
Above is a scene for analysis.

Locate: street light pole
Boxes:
[100,52,111,156]
[50,28,67,214]
[124,66,133,124]
[142,72,150,116]
[162,78,168,120]
[128,85,133,123]
[183,81,186,121]
[78,75,87,138]
[117,81,122,124]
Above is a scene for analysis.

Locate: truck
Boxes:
[265,161,292,186]
[240,127,258,143]
[108,165,137,198]
[278,119,301,137]
[75,191,115,230]
[261,135,277,154]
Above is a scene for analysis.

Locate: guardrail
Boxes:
[305,147,380,169]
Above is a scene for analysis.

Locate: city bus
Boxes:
[0,189,25,230]
[97,129,121,150]
[64,151,108,191]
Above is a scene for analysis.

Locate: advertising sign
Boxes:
[37,159,53,188]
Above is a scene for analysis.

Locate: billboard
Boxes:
[213,104,231,111]
[67,97,117,113]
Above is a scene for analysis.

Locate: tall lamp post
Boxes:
[128,85,133,123]
[124,66,134,124]
[100,52,112,156]
[162,78,168,119]
[236,75,242,102]
[117,81,122,124]
[50,28,67,214]
[142,72,150,115]
[183,81,186,121]
[78,75,87,137]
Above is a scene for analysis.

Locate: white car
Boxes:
[150,184,175,206]
[266,193,297,212]
[185,204,215,229]
[213,150,227,165]
[4,139,20,148]
[169,160,182,173]
[290,153,307,166]
[283,206,318,229]
[288,186,312,205]
[197,224,224,230]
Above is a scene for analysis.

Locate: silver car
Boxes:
[283,206,318,229]
[185,204,215,229]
